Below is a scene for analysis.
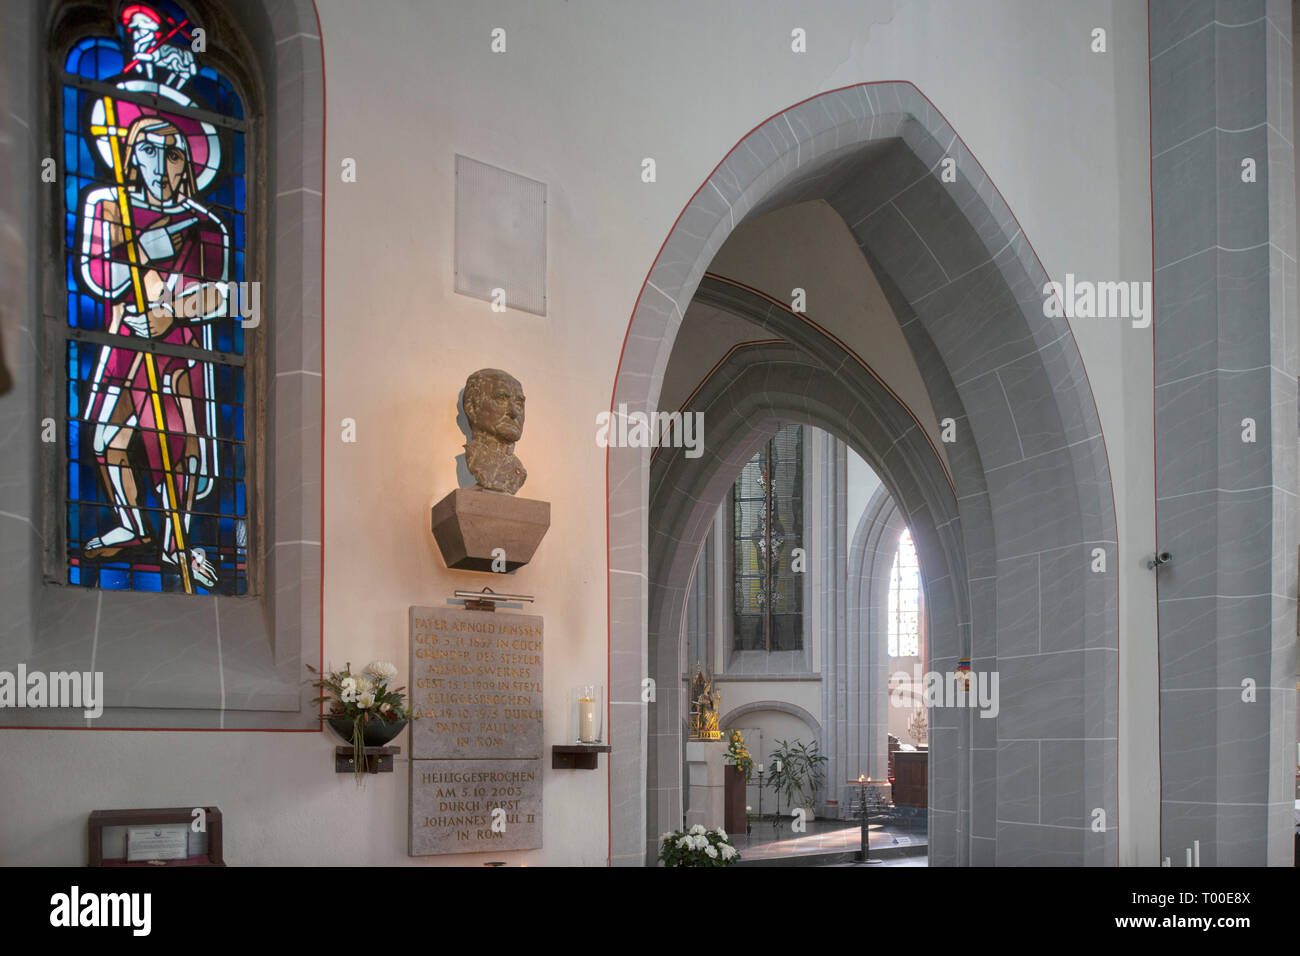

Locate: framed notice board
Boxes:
[87,807,224,867]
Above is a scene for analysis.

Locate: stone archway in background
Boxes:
[845,483,910,803]
[609,82,1118,867]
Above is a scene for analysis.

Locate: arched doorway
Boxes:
[608,83,1118,867]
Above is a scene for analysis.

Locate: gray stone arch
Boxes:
[719,699,823,740]
[647,337,965,862]
[0,0,323,727]
[839,483,909,810]
[609,82,1118,867]
[719,700,824,806]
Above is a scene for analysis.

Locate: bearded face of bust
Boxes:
[464,369,525,445]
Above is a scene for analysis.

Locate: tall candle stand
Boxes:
[857,775,883,864]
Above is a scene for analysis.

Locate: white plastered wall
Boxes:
[0,0,1155,865]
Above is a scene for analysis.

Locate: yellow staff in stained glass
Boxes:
[91,94,192,593]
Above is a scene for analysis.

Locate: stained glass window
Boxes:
[59,3,249,595]
[733,425,803,651]
[888,529,920,657]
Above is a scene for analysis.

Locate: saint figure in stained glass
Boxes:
[62,2,249,595]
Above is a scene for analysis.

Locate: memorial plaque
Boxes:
[409,605,544,856]
[409,758,543,854]
[409,606,543,760]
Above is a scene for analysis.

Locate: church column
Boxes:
[817,433,849,816]
[1150,0,1298,864]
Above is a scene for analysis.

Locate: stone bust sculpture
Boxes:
[462,368,527,494]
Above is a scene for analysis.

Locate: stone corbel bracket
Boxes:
[431,486,550,573]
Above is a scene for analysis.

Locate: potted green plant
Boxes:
[765,738,827,819]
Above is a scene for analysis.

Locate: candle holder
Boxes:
[856,775,884,864]
[569,684,604,745]
[772,758,784,833]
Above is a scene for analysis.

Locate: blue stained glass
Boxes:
[78,294,99,330]
[64,144,80,209]
[133,571,162,592]
[79,503,96,539]
[99,566,129,590]
[66,38,122,79]
[95,47,123,81]
[61,7,249,597]
[158,2,193,28]
[78,136,97,179]
[63,89,78,148]
[65,40,85,75]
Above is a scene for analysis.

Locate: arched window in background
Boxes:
[887,528,920,657]
[733,425,803,651]
[58,2,251,595]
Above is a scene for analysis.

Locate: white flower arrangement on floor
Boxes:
[657,824,740,867]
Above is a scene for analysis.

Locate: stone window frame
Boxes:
[727,423,806,654]
[0,0,323,730]
[717,426,816,677]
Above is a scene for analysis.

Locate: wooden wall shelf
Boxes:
[552,744,610,770]
[335,745,400,774]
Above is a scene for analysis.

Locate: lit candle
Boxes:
[774,759,782,774]
[858,773,865,783]
[757,763,764,774]
[578,694,597,743]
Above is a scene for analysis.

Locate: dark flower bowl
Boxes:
[328,716,408,747]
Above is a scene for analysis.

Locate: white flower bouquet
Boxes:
[657,824,740,867]
[308,661,414,783]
